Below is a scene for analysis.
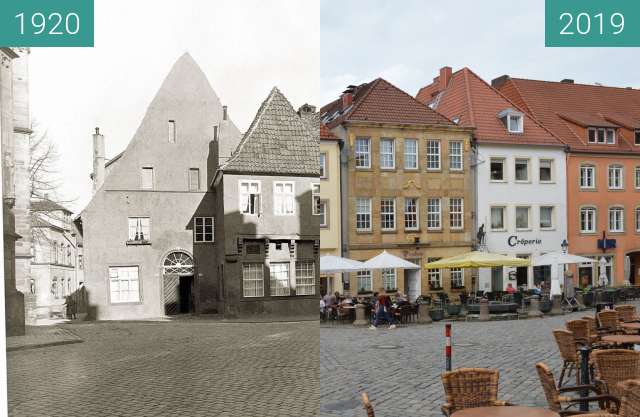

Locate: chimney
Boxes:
[561,79,574,84]
[439,66,452,91]
[92,127,105,193]
[491,75,510,89]
[213,125,219,142]
[222,105,228,121]
[341,86,355,109]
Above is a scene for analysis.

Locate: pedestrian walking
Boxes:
[369,288,396,330]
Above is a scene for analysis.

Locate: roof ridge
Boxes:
[505,78,535,118]
[511,77,638,91]
[461,68,476,127]
[558,117,587,146]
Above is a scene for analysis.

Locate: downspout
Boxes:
[339,128,349,291]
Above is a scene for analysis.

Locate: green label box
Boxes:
[546,0,640,47]
[0,0,94,47]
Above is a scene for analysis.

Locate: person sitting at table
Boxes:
[505,283,517,294]
[532,282,542,296]
[369,289,396,330]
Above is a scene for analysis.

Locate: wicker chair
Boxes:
[567,319,598,346]
[554,329,582,386]
[615,305,639,323]
[598,310,623,334]
[592,349,640,400]
[583,316,604,341]
[573,379,640,417]
[361,392,375,417]
[535,362,619,416]
[440,368,509,416]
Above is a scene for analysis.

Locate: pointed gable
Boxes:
[221,87,319,176]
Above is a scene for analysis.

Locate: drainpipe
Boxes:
[340,127,349,291]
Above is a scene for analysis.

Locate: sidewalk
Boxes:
[6,326,83,352]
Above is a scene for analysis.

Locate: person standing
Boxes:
[369,289,396,329]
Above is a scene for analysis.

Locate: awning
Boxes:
[425,251,530,269]
[320,255,365,273]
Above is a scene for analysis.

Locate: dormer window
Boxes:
[498,109,524,133]
[635,130,640,145]
[588,127,615,144]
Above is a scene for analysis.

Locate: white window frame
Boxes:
[355,137,371,169]
[636,208,640,233]
[449,198,464,230]
[427,258,442,289]
[490,157,506,182]
[319,200,328,227]
[609,207,624,233]
[141,167,154,190]
[608,165,624,190]
[507,114,523,133]
[382,268,397,291]
[404,197,419,231]
[451,268,464,289]
[380,198,396,231]
[273,181,295,216]
[312,183,321,216]
[404,138,418,170]
[580,165,595,189]
[580,207,597,234]
[539,159,554,183]
[636,167,640,190]
[357,270,372,293]
[188,168,200,191]
[515,206,531,231]
[380,138,395,170]
[540,206,554,230]
[239,180,261,215]
[168,120,176,143]
[427,198,442,230]
[242,263,264,298]
[449,141,463,171]
[515,158,530,182]
[490,206,506,231]
[194,217,214,243]
[127,217,151,242]
[296,262,315,296]
[270,262,291,296]
[319,152,327,179]
[356,197,372,232]
[109,266,140,304]
[426,140,441,171]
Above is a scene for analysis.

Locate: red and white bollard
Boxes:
[445,323,452,371]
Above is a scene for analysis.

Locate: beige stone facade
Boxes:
[319,131,342,295]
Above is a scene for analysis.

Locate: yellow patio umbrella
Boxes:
[424,250,530,269]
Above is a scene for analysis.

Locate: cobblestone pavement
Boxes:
[8,320,319,417]
[320,302,640,417]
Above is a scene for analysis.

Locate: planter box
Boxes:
[429,309,444,321]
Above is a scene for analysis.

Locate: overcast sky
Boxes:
[30,0,319,213]
[321,0,640,105]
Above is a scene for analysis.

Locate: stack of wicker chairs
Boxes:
[440,368,510,416]
[567,319,599,346]
[573,379,640,417]
[598,310,624,335]
[614,305,640,323]
[553,329,583,386]
[592,349,640,401]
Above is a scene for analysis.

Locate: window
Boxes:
[636,130,640,145]
[404,138,418,169]
[491,207,505,230]
[141,167,154,190]
[508,114,523,133]
[427,198,441,230]
[636,167,640,189]
[274,182,295,215]
[516,207,530,230]
[318,201,328,227]
[427,258,442,289]
[404,198,418,230]
[451,268,464,288]
[607,129,615,144]
[580,165,595,189]
[427,140,441,170]
[128,217,151,242]
[357,270,372,293]
[608,165,623,189]
[312,183,321,216]
[296,262,315,296]
[539,159,553,182]
[319,153,327,178]
[490,158,505,181]
[588,127,615,144]
[540,206,554,229]
[380,138,395,169]
[194,217,214,242]
[243,263,264,297]
[168,120,176,143]
[449,141,463,171]
[449,198,464,230]
[270,263,290,296]
[239,180,261,215]
[580,207,596,233]
[515,158,529,182]
[356,198,372,231]
[109,266,140,303]
[380,198,396,231]
[609,207,624,232]
[636,208,640,232]
[188,168,200,191]
[355,137,370,168]
[382,268,396,291]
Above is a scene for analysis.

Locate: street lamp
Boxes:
[561,239,569,254]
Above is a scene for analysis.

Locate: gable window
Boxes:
[404,138,418,169]
[515,158,529,182]
[636,130,640,145]
[312,183,321,216]
[380,198,396,231]
[141,167,154,190]
[609,207,624,232]
[242,263,264,298]
[270,263,290,296]
[188,168,200,191]
[357,270,372,293]
[491,207,505,231]
[540,206,554,229]
[451,268,464,289]
[355,137,371,168]
[168,120,176,143]
[382,268,396,291]
[449,198,464,230]
[426,140,441,170]
[449,141,463,171]
[539,159,553,182]
[588,127,615,144]
[608,165,624,189]
[109,266,140,303]
[239,180,261,215]
[580,165,595,189]
[490,158,505,181]
[636,208,640,233]
[580,207,596,233]
[499,109,524,133]
[194,217,214,242]
[274,182,295,215]
[296,262,315,296]
[319,153,327,179]
[380,138,395,169]
[427,198,441,230]
[636,167,640,189]
[516,206,530,230]
[127,217,150,242]
[404,197,419,231]
[318,201,328,228]
[356,197,372,231]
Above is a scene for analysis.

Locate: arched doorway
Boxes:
[162,251,195,315]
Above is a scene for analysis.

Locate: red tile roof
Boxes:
[321,78,455,128]
[496,77,640,153]
[416,68,564,147]
[320,123,339,140]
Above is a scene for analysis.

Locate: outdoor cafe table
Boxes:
[602,334,640,346]
[451,406,559,417]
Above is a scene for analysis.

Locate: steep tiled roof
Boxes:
[496,77,640,153]
[416,68,564,147]
[321,78,455,128]
[31,199,72,214]
[220,87,319,176]
[320,123,339,141]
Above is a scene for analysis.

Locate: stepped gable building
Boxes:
[78,53,242,320]
[495,76,640,286]
[417,67,567,292]
[211,87,320,317]
[323,78,475,300]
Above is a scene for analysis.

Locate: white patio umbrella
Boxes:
[320,255,365,274]
[362,250,420,270]
[599,257,608,287]
[532,251,595,297]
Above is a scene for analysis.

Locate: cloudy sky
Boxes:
[30,0,319,212]
[321,0,640,105]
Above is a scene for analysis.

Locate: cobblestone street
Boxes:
[7,320,319,417]
[320,303,640,417]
